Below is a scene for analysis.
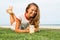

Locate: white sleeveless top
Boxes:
[16,13,29,24]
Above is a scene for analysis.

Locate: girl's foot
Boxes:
[6,6,13,15]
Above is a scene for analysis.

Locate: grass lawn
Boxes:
[0,28,60,40]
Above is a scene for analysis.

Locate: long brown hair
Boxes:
[26,3,40,28]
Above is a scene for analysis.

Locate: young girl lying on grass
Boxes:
[6,3,40,33]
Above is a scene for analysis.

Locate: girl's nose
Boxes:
[32,11,36,14]
[32,11,35,14]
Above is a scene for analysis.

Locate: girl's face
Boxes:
[27,5,37,18]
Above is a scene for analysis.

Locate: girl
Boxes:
[6,3,40,33]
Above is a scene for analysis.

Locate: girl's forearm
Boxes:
[15,29,29,33]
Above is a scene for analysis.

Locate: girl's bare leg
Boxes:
[9,13,16,25]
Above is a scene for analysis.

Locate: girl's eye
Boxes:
[31,9,34,11]
[35,10,37,12]
[31,9,37,12]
